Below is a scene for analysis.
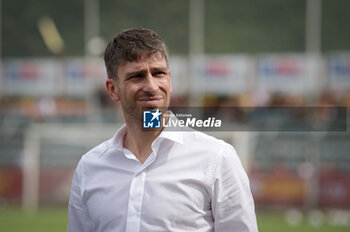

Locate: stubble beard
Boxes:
[120,97,143,122]
[120,95,171,123]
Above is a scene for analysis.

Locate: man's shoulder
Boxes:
[183,130,224,143]
[177,130,240,172]
[80,136,115,161]
[182,130,233,152]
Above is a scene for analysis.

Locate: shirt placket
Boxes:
[125,152,155,232]
[125,168,146,232]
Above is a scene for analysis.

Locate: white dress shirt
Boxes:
[67,124,258,232]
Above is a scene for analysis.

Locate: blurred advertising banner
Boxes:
[328,53,350,92]
[2,58,107,97]
[64,58,106,96]
[2,54,350,97]
[2,59,56,96]
[193,55,250,94]
[168,56,189,95]
[250,171,305,205]
[257,54,313,94]
[0,166,74,204]
[319,172,350,208]
[250,170,350,208]
[0,167,22,201]
[39,167,75,203]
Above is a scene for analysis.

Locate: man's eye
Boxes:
[154,71,166,76]
[130,75,142,79]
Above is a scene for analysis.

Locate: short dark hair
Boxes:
[104,27,169,80]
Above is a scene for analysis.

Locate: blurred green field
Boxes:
[0,207,349,232]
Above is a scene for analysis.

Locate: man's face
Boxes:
[106,52,172,121]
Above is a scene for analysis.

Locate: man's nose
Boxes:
[143,74,159,92]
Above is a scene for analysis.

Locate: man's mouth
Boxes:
[137,97,163,105]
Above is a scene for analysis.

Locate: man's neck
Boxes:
[123,118,163,164]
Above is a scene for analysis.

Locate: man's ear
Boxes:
[106,79,120,102]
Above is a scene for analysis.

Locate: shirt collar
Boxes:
[155,130,184,146]
[155,112,185,145]
[111,124,127,151]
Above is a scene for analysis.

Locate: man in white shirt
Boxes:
[67,27,258,232]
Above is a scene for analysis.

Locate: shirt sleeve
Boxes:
[211,144,258,232]
[67,160,93,232]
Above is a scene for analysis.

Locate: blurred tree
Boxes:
[322,0,350,51]
[3,0,84,57]
[100,0,189,55]
[2,0,350,57]
[206,0,306,53]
